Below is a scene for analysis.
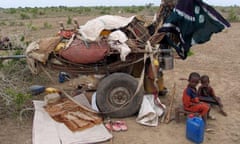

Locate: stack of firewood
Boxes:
[44,98,102,132]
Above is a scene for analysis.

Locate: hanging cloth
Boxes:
[158,0,230,59]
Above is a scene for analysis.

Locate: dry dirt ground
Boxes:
[0,18,239,143]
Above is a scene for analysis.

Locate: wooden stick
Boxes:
[160,110,166,123]
[164,83,176,124]
[0,55,26,60]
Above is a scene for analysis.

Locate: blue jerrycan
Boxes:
[186,114,205,144]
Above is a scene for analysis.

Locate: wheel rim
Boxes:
[108,87,131,107]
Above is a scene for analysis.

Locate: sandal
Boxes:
[112,122,122,132]
[105,123,112,131]
[105,121,121,132]
[114,120,128,131]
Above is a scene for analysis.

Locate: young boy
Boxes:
[198,75,227,116]
[182,72,213,125]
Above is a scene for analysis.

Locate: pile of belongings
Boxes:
[25,0,231,75]
[44,97,102,132]
[25,15,151,74]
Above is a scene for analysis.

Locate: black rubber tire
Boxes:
[96,73,144,118]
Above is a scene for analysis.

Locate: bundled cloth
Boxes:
[136,94,165,127]
[158,0,230,59]
[108,30,131,61]
[25,36,62,74]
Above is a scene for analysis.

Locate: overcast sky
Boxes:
[1,0,239,8]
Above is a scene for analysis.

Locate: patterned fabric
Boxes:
[159,0,230,59]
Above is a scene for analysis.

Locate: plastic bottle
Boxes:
[58,72,70,83]
[29,85,45,95]
[186,114,205,144]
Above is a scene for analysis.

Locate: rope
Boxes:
[146,41,165,110]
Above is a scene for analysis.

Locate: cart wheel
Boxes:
[96,73,144,118]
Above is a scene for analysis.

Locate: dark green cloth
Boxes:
[159,0,230,59]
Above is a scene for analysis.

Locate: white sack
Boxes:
[136,94,165,127]
[79,15,135,41]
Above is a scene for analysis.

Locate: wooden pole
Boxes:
[164,83,176,124]
[0,55,26,60]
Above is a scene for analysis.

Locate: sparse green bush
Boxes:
[18,22,24,26]
[8,8,17,14]
[227,8,240,22]
[124,7,138,13]
[43,22,52,29]
[83,7,92,13]
[4,88,31,111]
[99,7,111,15]
[20,36,25,42]
[0,58,33,117]
[38,11,45,15]
[136,6,145,12]
[9,21,16,26]
[20,13,31,19]
[67,16,72,25]
[187,50,194,57]
[26,22,38,31]
[0,21,7,26]
[100,10,110,15]
[30,8,38,15]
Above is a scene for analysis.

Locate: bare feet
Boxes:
[208,115,216,120]
[206,128,216,134]
[220,109,227,116]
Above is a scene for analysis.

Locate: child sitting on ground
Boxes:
[182,72,214,126]
[197,75,227,116]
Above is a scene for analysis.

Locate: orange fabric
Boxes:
[100,30,112,37]
[182,88,209,116]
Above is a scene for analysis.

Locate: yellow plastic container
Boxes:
[45,87,61,94]
[54,42,66,52]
